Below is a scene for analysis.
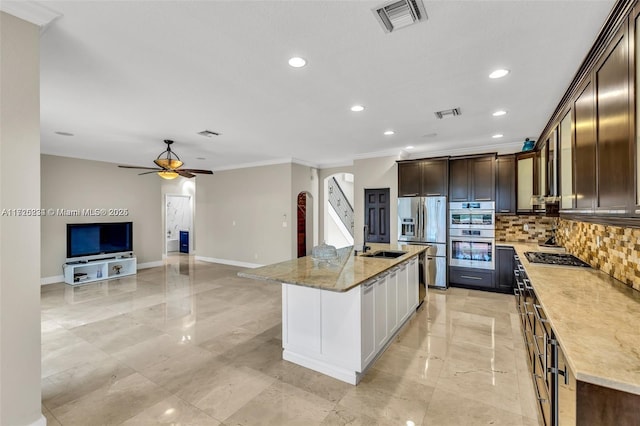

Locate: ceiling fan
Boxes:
[118,139,213,179]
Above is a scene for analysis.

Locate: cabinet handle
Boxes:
[499,209,510,213]
[475,198,492,201]
[364,279,377,289]
[460,275,482,280]
[403,193,419,197]
[426,193,441,196]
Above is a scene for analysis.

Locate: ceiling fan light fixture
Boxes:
[154,139,183,170]
[157,170,179,180]
[154,158,183,169]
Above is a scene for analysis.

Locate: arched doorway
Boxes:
[297,192,314,258]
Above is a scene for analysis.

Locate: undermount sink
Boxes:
[365,250,406,259]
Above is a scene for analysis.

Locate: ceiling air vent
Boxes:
[197,130,220,138]
[434,108,461,119]
[373,0,427,33]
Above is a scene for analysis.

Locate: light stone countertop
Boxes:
[500,242,640,395]
[238,243,427,292]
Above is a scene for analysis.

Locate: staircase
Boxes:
[328,177,354,238]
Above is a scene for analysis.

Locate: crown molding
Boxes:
[0,1,61,29]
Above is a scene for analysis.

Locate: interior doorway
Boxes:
[323,173,355,248]
[364,188,390,243]
[297,192,314,258]
[165,194,193,254]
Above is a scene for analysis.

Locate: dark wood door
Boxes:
[422,159,448,196]
[397,162,422,197]
[596,28,631,211]
[574,81,597,211]
[449,159,469,201]
[364,188,390,243]
[496,155,516,214]
[471,156,495,201]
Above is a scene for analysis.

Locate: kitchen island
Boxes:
[239,243,427,384]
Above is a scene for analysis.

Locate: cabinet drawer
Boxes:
[449,268,494,288]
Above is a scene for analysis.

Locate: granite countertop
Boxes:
[502,242,640,395]
[238,243,427,292]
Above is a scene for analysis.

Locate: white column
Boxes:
[0,11,44,426]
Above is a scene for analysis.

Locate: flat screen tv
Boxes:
[67,222,133,260]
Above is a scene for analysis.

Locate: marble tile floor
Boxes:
[41,254,540,426]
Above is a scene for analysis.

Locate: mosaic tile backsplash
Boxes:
[556,219,640,292]
[495,215,556,243]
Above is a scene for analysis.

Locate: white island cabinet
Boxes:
[281,256,418,384]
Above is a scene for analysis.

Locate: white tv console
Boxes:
[63,256,137,285]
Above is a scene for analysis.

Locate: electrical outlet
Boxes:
[232,220,236,226]
[282,221,287,227]
[254,253,258,260]
[523,223,529,231]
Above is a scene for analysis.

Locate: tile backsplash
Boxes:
[556,219,640,292]
[495,215,556,243]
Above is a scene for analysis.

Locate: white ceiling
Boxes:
[32,0,615,171]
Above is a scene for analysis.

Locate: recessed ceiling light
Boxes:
[55,131,74,136]
[288,57,306,68]
[384,130,395,136]
[492,110,507,117]
[350,105,365,112]
[405,145,414,149]
[492,134,504,139]
[489,69,510,79]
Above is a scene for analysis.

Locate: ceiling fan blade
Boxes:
[176,170,196,178]
[118,165,162,171]
[138,171,159,176]
[180,169,214,175]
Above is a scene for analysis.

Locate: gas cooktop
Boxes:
[524,252,591,268]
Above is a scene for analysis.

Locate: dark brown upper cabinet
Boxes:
[449,155,495,202]
[516,152,537,213]
[397,158,448,197]
[422,159,448,197]
[496,155,516,214]
[595,23,632,213]
[574,80,597,212]
[397,161,422,197]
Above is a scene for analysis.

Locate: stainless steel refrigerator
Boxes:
[398,196,447,289]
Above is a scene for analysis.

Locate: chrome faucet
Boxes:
[363,225,371,253]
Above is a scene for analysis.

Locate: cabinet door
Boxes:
[496,246,515,293]
[517,153,535,212]
[407,259,419,309]
[596,28,631,211]
[361,281,376,367]
[374,276,388,349]
[398,162,422,197]
[471,156,495,201]
[449,159,469,201]
[496,155,516,214]
[386,270,398,334]
[422,159,448,196]
[574,81,597,211]
[396,267,409,323]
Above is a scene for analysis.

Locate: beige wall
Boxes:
[0,12,43,425]
[41,155,163,278]
[195,163,294,265]
[353,156,399,245]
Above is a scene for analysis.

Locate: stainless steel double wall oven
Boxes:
[448,201,496,270]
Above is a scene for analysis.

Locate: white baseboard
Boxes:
[41,275,64,286]
[283,350,358,385]
[30,414,47,426]
[137,261,164,270]
[195,256,264,269]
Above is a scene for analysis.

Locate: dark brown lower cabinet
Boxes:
[495,246,515,293]
[576,382,640,426]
